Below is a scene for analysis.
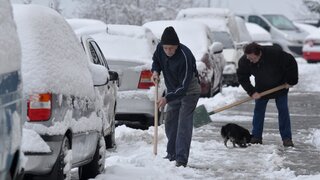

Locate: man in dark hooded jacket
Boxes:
[237,42,298,147]
[151,26,200,167]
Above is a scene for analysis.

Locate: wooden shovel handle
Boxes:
[210,84,287,115]
[153,82,159,155]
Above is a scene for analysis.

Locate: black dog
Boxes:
[220,123,251,148]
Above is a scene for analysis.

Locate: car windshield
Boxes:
[263,15,297,31]
[212,31,234,49]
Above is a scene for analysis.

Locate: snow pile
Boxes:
[13,4,94,98]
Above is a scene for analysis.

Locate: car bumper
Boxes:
[24,135,64,175]
[303,51,320,61]
[116,91,155,120]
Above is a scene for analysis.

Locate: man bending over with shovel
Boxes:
[151,26,200,167]
[237,42,298,147]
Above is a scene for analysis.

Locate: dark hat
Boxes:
[161,26,180,45]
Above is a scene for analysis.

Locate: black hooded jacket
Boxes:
[151,43,199,102]
[237,46,298,99]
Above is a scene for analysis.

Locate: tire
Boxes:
[51,136,72,180]
[105,120,116,149]
[78,135,106,180]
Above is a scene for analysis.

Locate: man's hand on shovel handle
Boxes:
[157,97,167,109]
[152,72,160,84]
[251,92,261,99]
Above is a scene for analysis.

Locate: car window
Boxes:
[262,15,297,31]
[212,31,234,49]
[89,42,101,65]
[90,41,110,70]
[248,15,269,31]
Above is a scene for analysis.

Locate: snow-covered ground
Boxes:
[90,57,320,180]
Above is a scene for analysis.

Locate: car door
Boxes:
[84,38,117,137]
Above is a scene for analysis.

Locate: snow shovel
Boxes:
[193,84,287,128]
[153,81,159,155]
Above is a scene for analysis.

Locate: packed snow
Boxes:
[93,58,320,180]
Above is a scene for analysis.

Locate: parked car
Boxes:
[245,22,273,46]
[90,24,164,128]
[303,33,320,63]
[176,8,244,87]
[13,4,116,179]
[80,35,118,148]
[239,14,309,56]
[143,20,225,97]
[66,19,118,145]
[0,1,24,179]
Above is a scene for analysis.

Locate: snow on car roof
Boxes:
[106,24,153,39]
[67,18,107,39]
[143,20,209,61]
[0,0,21,74]
[91,25,157,64]
[176,7,233,20]
[13,5,95,98]
[67,18,106,30]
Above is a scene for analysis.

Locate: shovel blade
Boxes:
[193,105,212,128]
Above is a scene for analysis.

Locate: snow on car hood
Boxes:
[13,5,94,98]
[0,0,21,74]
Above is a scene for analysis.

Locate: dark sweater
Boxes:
[151,43,200,102]
[237,47,298,99]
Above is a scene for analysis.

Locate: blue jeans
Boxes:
[252,94,292,140]
[165,94,199,164]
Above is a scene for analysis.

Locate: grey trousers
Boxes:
[165,94,200,164]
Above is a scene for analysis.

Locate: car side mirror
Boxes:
[109,70,119,81]
[88,63,109,86]
[210,42,223,54]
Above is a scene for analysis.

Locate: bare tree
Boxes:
[76,0,194,25]
[304,0,320,13]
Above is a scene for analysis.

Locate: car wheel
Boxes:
[105,119,116,149]
[51,136,72,180]
[78,135,106,180]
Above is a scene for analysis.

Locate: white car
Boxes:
[0,0,24,179]
[14,4,116,179]
[91,24,164,128]
[240,14,309,56]
[143,20,225,97]
[176,8,244,86]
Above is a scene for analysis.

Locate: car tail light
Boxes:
[138,70,154,89]
[27,93,52,121]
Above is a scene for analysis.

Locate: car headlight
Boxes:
[223,63,236,74]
